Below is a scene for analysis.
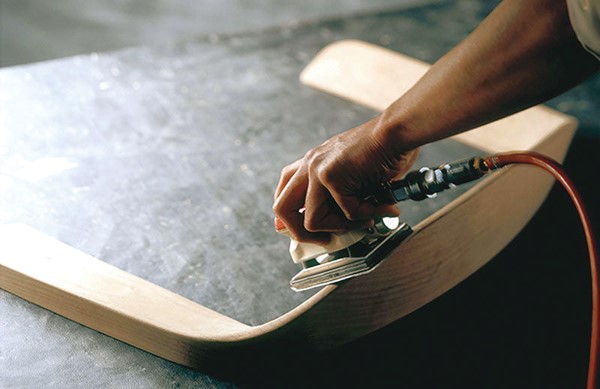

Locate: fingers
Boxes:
[273,164,330,244]
[273,129,419,244]
[394,147,420,179]
[303,176,330,230]
[304,176,374,232]
[274,159,323,242]
[274,168,393,243]
[274,159,301,200]
[372,203,401,217]
[328,190,368,221]
[273,161,402,243]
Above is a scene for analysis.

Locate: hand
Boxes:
[276,0,600,244]
[273,116,419,244]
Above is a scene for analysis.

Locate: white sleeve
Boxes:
[566,0,600,60]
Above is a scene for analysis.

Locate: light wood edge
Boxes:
[287,38,576,347]
[0,40,577,372]
[289,118,576,349]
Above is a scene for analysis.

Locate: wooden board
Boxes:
[0,40,576,374]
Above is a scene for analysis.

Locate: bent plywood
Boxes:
[0,40,576,374]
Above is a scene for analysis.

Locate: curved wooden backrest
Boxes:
[0,40,576,374]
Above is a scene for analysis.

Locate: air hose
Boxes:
[385,151,597,388]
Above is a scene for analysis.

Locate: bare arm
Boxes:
[273,0,600,243]
[377,0,599,152]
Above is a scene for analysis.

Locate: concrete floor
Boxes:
[1,1,599,388]
[0,0,435,67]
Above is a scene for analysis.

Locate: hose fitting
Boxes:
[385,156,489,202]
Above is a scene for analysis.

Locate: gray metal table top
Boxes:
[1,1,599,388]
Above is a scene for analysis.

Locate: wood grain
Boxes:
[0,40,577,373]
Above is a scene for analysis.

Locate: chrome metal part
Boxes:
[290,222,412,291]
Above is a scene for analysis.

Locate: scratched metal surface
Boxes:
[1,1,599,388]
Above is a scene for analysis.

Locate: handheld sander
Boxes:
[277,156,490,291]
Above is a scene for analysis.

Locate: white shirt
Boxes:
[567,0,600,60]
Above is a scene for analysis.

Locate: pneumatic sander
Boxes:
[277,156,490,291]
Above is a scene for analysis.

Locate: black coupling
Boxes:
[386,156,488,202]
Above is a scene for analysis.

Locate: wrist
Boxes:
[371,100,423,159]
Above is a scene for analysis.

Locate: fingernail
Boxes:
[274,217,286,231]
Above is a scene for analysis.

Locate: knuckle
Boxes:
[304,148,327,170]
[281,164,295,176]
[303,149,317,164]
[279,159,302,179]
[317,163,336,184]
[272,201,285,218]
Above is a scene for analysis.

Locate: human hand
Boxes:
[273,116,419,244]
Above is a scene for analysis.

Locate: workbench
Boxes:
[1,2,599,387]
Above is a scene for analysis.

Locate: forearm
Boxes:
[375,0,600,153]
[272,0,600,241]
